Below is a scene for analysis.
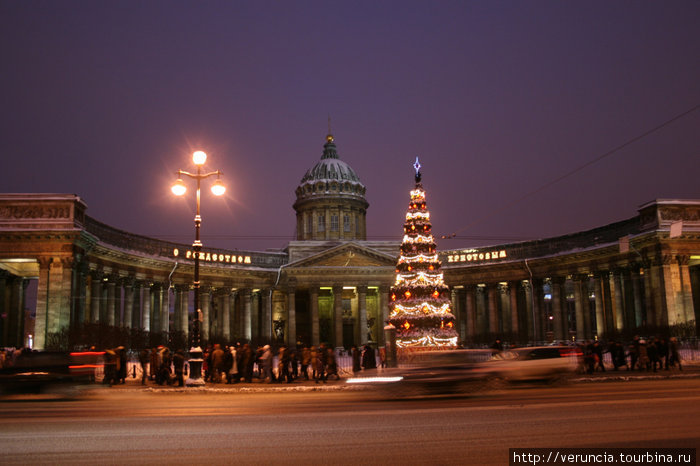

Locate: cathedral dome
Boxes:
[293,133,369,241]
[299,134,363,186]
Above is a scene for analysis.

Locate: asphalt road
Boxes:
[1,378,699,465]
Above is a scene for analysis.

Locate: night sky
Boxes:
[2,1,699,253]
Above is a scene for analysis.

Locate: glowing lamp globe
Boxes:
[192,150,207,166]
[211,179,226,196]
[171,178,186,196]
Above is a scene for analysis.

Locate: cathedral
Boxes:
[1,133,699,350]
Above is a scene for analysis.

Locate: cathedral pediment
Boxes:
[286,242,396,268]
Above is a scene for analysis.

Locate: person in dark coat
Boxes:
[223,345,234,384]
[351,346,361,373]
[116,346,127,384]
[173,349,186,387]
[138,348,149,385]
[361,345,377,370]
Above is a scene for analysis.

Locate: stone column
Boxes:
[178,285,189,340]
[287,287,296,347]
[201,286,211,344]
[611,269,625,332]
[379,285,389,347]
[90,271,102,324]
[631,267,644,328]
[464,285,476,342]
[74,262,88,327]
[262,288,272,341]
[333,285,344,348]
[649,259,667,327]
[156,285,167,334]
[251,291,260,341]
[35,257,52,350]
[123,278,134,329]
[309,286,320,346]
[522,281,534,342]
[6,275,26,348]
[241,289,252,342]
[105,279,116,327]
[131,281,142,329]
[531,279,545,343]
[487,284,499,335]
[593,273,606,337]
[572,275,586,341]
[508,281,519,338]
[222,289,231,341]
[678,255,695,323]
[451,288,465,343]
[141,284,151,331]
[552,277,569,340]
[357,285,368,346]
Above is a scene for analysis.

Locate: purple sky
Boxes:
[2,1,699,253]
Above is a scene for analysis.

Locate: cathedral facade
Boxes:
[1,135,699,350]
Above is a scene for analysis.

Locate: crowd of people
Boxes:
[202,342,344,385]
[132,342,374,387]
[581,336,684,374]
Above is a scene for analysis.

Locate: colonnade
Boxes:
[449,255,698,344]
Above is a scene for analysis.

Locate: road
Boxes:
[1,378,699,465]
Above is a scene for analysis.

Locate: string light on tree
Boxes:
[388,157,458,348]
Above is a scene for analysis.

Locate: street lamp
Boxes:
[171,150,225,386]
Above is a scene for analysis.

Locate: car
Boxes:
[0,351,100,398]
[348,346,581,397]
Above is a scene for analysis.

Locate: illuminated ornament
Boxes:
[391,294,396,301]
[423,304,430,313]
[441,321,444,329]
[432,290,440,298]
[411,225,415,230]
[446,321,454,328]
[403,321,411,330]
[404,290,411,298]
[407,265,412,271]
[429,265,434,271]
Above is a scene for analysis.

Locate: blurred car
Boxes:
[0,350,102,398]
[348,346,581,397]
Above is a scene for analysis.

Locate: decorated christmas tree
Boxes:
[388,158,458,347]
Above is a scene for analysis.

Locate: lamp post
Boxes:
[171,150,225,386]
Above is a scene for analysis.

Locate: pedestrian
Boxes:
[103,348,117,386]
[149,347,159,381]
[638,340,649,371]
[173,349,186,387]
[278,346,291,383]
[361,345,377,370]
[139,348,149,385]
[227,345,238,383]
[210,343,225,383]
[301,346,311,380]
[351,346,361,373]
[647,338,660,372]
[669,337,683,371]
[326,346,339,380]
[260,345,273,382]
[592,341,606,372]
[657,337,669,370]
[223,345,233,383]
[116,346,127,384]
